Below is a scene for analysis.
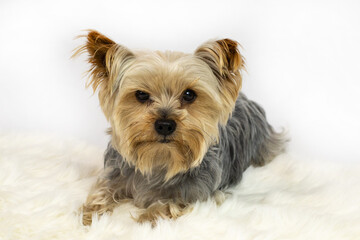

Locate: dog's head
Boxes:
[75,30,245,179]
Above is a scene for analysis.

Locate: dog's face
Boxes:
[75,31,245,179]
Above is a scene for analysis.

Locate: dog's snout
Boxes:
[155,119,176,136]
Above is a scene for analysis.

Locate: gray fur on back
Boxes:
[104,93,286,208]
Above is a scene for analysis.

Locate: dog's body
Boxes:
[103,93,283,207]
[75,31,285,225]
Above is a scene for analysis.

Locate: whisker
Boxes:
[121,121,139,131]
[179,121,215,142]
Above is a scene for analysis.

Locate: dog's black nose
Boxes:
[155,119,176,136]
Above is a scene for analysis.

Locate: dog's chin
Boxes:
[132,138,177,153]
[133,137,174,146]
[158,137,172,144]
[128,138,201,179]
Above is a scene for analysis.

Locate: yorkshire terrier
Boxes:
[74,30,286,225]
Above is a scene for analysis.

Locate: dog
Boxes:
[74,30,286,225]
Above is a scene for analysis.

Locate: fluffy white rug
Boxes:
[0,134,359,240]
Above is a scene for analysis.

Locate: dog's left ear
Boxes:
[195,39,245,103]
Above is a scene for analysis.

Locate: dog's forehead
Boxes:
[121,50,218,94]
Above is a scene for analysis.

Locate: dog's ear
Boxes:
[74,30,135,93]
[83,30,116,76]
[73,30,135,118]
[195,39,245,103]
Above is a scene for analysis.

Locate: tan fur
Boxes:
[81,177,116,225]
[136,200,192,226]
[75,30,245,225]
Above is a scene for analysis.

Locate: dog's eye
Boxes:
[182,89,196,103]
[135,90,150,103]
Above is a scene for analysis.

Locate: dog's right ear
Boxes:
[73,30,135,118]
[73,30,135,93]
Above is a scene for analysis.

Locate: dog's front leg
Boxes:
[81,177,119,225]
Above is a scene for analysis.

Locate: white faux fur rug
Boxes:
[0,134,360,240]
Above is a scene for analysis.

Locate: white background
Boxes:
[1,0,359,162]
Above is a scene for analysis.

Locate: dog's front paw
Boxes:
[136,200,191,226]
[81,203,97,226]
